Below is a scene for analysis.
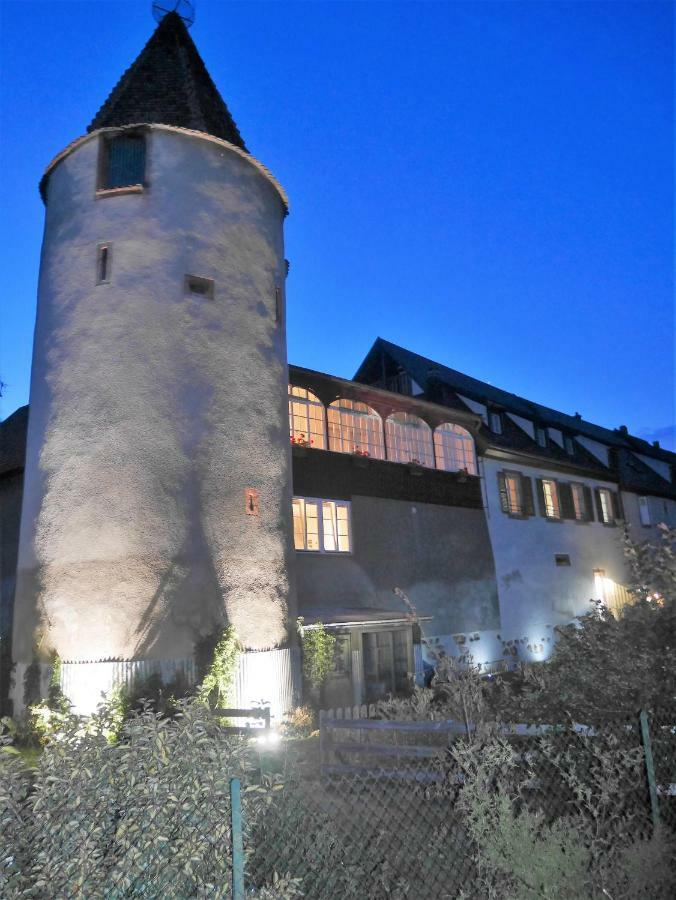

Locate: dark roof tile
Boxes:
[88,13,246,149]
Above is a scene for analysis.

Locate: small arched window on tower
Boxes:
[433,423,477,474]
[98,131,146,192]
[327,399,385,459]
[288,386,326,449]
[385,412,434,467]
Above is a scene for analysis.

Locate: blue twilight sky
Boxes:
[1,0,674,448]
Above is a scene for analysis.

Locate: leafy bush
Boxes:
[297,618,335,694]
[196,625,240,709]
[0,699,293,898]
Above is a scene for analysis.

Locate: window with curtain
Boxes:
[288,386,326,448]
[385,412,434,467]
[327,398,385,458]
[433,423,477,474]
[292,497,351,553]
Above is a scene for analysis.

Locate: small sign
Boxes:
[245,488,260,517]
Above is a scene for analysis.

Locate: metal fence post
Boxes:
[639,709,660,829]
[230,777,245,899]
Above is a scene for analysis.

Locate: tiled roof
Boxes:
[354,338,675,495]
[88,12,246,149]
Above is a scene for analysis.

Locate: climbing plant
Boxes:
[196,626,240,709]
[298,618,336,691]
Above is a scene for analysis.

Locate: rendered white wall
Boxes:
[12,127,296,709]
[483,458,628,648]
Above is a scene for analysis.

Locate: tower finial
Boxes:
[152,1,195,28]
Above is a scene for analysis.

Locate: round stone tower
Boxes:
[12,13,297,715]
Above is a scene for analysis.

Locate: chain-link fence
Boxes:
[2,707,675,898]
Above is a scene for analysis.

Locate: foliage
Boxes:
[196,625,240,709]
[280,705,316,739]
[0,698,297,899]
[488,525,676,724]
[452,729,676,899]
[297,618,336,691]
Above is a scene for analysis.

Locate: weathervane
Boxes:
[152,0,195,28]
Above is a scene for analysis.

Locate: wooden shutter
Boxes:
[559,482,575,519]
[535,478,547,517]
[497,472,509,513]
[521,475,535,516]
[611,491,624,522]
[107,134,145,188]
[583,486,594,521]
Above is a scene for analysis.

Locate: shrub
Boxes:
[0,699,291,898]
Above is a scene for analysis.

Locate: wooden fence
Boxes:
[318,713,602,780]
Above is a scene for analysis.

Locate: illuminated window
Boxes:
[499,472,525,515]
[593,569,633,617]
[489,411,503,434]
[288,386,326,449]
[327,399,384,458]
[571,483,587,520]
[638,496,651,526]
[541,479,561,519]
[292,497,351,553]
[597,488,614,524]
[385,412,434,467]
[434,423,477,474]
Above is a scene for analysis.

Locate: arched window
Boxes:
[327,399,385,459]
[434,423,477,474]
[385,412,434,467]
[288,386,326,449]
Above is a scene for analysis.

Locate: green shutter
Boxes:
[559,482,575,519]
[611,491,624,522]
[497,472,509,513]
[535,478,547,517]
[583,486,594,521]
[521,475,535,516]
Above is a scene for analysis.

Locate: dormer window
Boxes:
[99,132,146,192]
[564,436,575,455]
[488,411,502,435]
[536,427,547,448]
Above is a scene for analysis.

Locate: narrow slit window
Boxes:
[185,275,215,299]
[275,286,282,322]
[97,243,111,284]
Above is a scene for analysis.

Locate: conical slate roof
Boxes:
[87,12,247,150]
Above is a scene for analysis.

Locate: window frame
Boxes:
[488,411,503,435]
[327,398,385,459]
[541,478,562,520]
[385,411,435,468]
[570,482,587,521]
[97,130,147,195]
[536,427,548,448]
[288,385,327,449]
[502,471,524,516]
[638,496,651,527]
[292,496,352,554]
[96,242,111,284]
[597,488,615,525]
[433,423,477,475]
